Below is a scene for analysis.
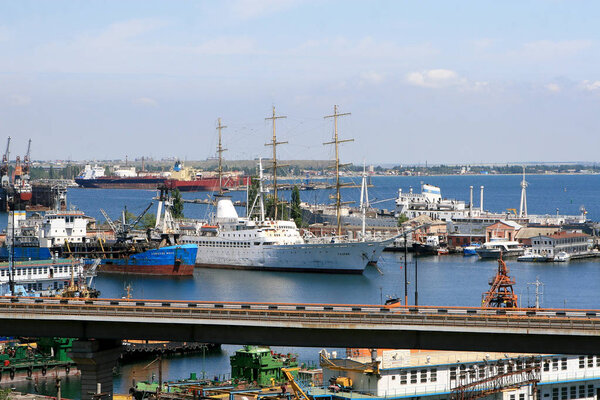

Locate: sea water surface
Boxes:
[4,174,600,398]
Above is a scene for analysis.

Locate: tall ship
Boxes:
[75,161,248,191]
[179,108,394,273]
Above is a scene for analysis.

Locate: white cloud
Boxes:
[8,94,31,106]
[133,97,158,107]
[519,40,592,60]
[580,80,600,92]
[227,0,300,20]
[545,83,561,92]
[406,69,466,88]
[359,71,384,86]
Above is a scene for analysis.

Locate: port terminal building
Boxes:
[315,349,600,400]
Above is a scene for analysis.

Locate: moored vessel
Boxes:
[98,244,197,276]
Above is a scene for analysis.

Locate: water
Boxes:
[3,174,600,398]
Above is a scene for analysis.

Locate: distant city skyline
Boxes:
[1,1,599,164]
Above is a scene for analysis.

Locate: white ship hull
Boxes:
[181,236,392,273]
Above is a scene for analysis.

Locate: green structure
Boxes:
[230,346,298,387]
[0,338,75,381]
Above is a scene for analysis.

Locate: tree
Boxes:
[290,185,303,227]
[397,214,409,226]
[104,166,111,176]
[172,189,184,219]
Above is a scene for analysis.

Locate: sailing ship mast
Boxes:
[216,118,227,195]
[324,105,353,236]
[360,161,369,241]
[265,106,287,220]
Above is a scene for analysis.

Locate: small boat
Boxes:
[475,238,525,259]
[517,250,548,262]
[412,235,440,256]
[553,251,571,262]
[437,247,449,255]
[463,243,481,256]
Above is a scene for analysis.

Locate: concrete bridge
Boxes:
[2,296,600,399]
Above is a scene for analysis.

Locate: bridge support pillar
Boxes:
[69,339,122,400]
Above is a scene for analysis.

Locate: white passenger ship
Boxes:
[0,258,85,296]
[180,194,392,273]
[395,184,469,222]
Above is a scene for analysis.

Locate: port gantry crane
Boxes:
[22,139,31,179]
[481,254,518,308]
[1,136,10,187]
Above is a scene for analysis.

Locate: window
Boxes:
[579,356,585,368]
[400,371,407,384]
[579,386,585,398]
[391,376,396,380]
[596,357,600,367]
[561,387,567,400]
[430,369,437,382]
[588,356,594,368]
[570,386,576,399]
[510,395,515,400]
[588,386,594,398]
[561,358,567,370]
[520,394,525,400]
[553,358,559,371]
[450,367,456,380]
[420,369,427,383]
[410,370,417,384]
[553,388,559,400]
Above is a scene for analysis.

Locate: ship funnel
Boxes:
[480,186,484,212]
[215,195,239,222]
[469,186,473,216]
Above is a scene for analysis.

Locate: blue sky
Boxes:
[1,0,599,164]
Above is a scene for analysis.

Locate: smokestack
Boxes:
[469,186,473,216]
[480,186,484,212]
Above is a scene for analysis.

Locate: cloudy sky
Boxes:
[1,0,599,164]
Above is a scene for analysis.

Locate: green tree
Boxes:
[172,189,184,219]
[290,185,303,227]
[104,166,111,176]
[397,214,409,226]
[48,165,54,179]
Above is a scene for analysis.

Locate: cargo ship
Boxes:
[75,161,248,192]
[98,244,198,276]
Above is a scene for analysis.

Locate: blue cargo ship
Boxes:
[99,244,198,276]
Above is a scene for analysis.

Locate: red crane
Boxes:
[481,254,518,308]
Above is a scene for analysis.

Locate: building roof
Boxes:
[515,227,560,239]
[487,220,522,230]
[548,231,589,239]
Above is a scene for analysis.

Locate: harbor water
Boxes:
[3,174,600,398]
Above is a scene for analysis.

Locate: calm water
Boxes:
[3,174,600,398]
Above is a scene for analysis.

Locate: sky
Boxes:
[1,0,600,164]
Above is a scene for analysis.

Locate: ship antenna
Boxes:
[265,106,287,220]
[216,118,228,195]
[324,105,353,237]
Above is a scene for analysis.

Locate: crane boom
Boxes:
[3,136,10,163]
[100,208,119,234]
[281,368,310,400]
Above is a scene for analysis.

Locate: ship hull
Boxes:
[182,237,392,273]
[75,177,166,189]
[98,244,198,276]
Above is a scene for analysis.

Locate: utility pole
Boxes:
[216,118,227,195]
[324,105,353,236]
[265,107,287,220]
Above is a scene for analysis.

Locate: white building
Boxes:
[395,184,468,222]
[531,232,590,258]
[317,349,600,400]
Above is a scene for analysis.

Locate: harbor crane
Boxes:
[1,136,11,187]
[100,203,153,243]
[22,139,31,179]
